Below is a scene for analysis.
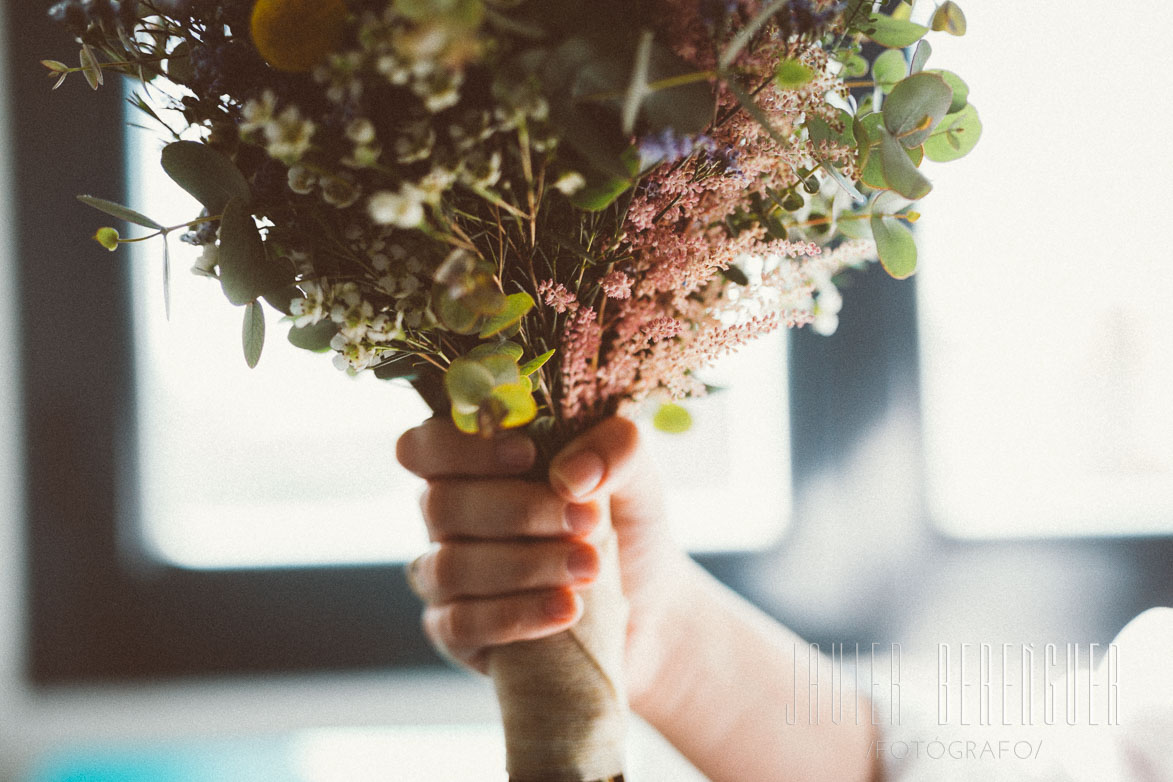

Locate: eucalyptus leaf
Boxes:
[162,237,171,320]
[871,49,906,94]
[883,72,953,148]
[931,1,967,35]
[775,58,816,90]
[287,319,338,352]
[858,113,924,190]
[161,141,251,214]
[480,354,523,387]
[840,53,869,78]
[878,127,932,200]
[490,382,538,428]
[519,348,555,376]
[923,103,982,162]
[242,300,265,368]
[78,195,164,230]
[864,14,929,48]
[467,341,525,362]
[653,403,692,434]
[870,214,918,278]
[373,355,422,380]
[218,197,291,306]
[722,265,750,286]
[928,69,970,114]
[621,30,654,135]
[910,40,931,75]
[479,292,535,338]
[445,358,497,412]
[569,174,632,212]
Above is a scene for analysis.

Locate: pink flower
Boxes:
[600,271,633,300]
[537,279,579,314]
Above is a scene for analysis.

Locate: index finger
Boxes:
[396,418,536,479]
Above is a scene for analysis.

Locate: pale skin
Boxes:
[397,416,879,782]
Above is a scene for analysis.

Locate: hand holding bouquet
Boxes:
[46,0,978,778]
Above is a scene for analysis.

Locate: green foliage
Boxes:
[878,127,932,200]
[883,72,953,148]
[287,319,338,352]
[478,292,535,338]
[445,353,538,435]
[775,58,816,90]
[78,196,164,230]
[93,226,120,251]
[931,1,967,36]
[519,348,555,376]
[871,50,907,94]
[871,212,918,278]
[929,69,970,113]
[242,300,265,368]
[218,197,292,306]
[863,13,929,48]
[653,403,692,434]
[923,103,982,162]
[160,141,251,214]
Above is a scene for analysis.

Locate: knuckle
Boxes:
[443,603,478,647]
[429,545,459,595]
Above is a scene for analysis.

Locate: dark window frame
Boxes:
[13,2,1172,687]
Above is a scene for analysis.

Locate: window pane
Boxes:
[916,2,1173,537]
[126,125,790,569]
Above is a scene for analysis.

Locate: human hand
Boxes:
[396,416,691,708]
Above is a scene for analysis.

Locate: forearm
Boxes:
[631,558,878,782]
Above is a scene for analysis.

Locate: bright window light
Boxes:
[915,2,1173,537]
[126,124,790,570]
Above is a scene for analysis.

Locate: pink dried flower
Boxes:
[537,279,579,314]
[559,307,602,420]
[600,271,633,300]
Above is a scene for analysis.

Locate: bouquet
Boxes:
[46,0,978,778]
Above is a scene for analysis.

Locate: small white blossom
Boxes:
[290,281,329,327]
[322,176,362,209]
[264,106,316,164]
[239,90,278,135]
[368,185,427,229]
[287,165,317,195]
[553,171,587,196]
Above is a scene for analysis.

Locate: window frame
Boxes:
[13,3,1173,687]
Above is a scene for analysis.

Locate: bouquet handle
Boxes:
[489,505,630,782]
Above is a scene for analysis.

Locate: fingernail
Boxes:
[551,451,605,499]
[544,590,581,622]
[567,544,598,582]
[564,503,598,535]
[494,436,535,471]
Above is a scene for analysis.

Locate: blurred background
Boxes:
[2,1,1172,780]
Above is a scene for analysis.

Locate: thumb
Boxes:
[548,417,665,534]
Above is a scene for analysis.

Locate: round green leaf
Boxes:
[481,354,522,387]
[242,300,265,368]
[775,58,816,90]
[878,127,932,200]
[445,358,497,413]
[864,14,929,48]
[870,214,918,278]
[910,39,931,75]
[451,406,479,435]
[857,113,923,190]
[883,72,953,148]
[927,69,970,114]
[653,403,692,434]
[931,1,967,35]
[923,103,982,162]
[490,382,539,429]
[468,341,525,362]
[218,197,290,306]
[871,49,906,94]
[161,141,251,215]
[840,53,869,78]
[479,292,535,338]
[93,227,120,251]
[287,319,338,352]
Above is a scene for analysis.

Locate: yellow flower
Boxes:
[250,0,347,73]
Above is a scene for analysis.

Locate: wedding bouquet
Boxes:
[46,0,978,778]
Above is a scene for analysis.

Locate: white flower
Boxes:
[192,244,218,278]
[810,271,843,337]
[287,166,317,195]
[239,90,278,135]
[418,166,457,204]
[553,171,586,196]
[367,185,427,228]
[264,106,316,164]
[290,281,329,327]
[330,333,376,372]
[322,176,362,209]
